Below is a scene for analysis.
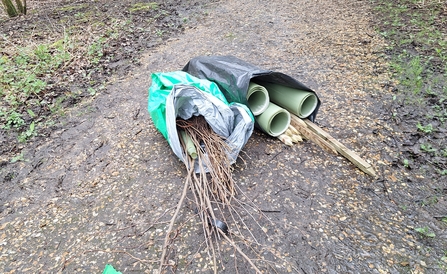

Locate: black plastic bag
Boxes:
[183,55,321,121]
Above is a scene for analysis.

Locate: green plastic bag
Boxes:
[148,71,228,140]
[102,264,121,274]
[147,71,254,169]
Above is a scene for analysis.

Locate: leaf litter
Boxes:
[1,0,447,273]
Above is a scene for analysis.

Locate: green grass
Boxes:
[0,8,130,143]
[0,36,71,136]
[2,0,182,146]
[10,152,25,163]
[420,143,437,153]
[17,121,36,143]
[415,226,436,238]
[417,122,434,133]
[88,37,107,65]
[54,3,89,12]
[372,0,447,175]
[129,2,159,13]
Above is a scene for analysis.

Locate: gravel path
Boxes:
[1,0,446,273]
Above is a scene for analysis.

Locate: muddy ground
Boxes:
[1,0,447,273]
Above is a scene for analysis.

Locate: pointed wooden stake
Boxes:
[289,114,377,178]
[290,116,338,155]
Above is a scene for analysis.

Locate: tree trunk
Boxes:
[2,0,26,17]
[14,0,24,14]
[2,0,18,17]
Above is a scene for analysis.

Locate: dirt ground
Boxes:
[1,0,447,273]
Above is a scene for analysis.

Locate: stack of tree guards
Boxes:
[245,81,317,145]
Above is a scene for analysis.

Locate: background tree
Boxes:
[1,0,26,17]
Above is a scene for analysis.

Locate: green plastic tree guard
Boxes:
[259,82,318,118]
[246,82,270,116]
[256,102,290,137]
[180,130,198,159]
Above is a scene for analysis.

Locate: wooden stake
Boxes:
[288,114,376,177]
[302,118,377,178]
[290,116,338,155]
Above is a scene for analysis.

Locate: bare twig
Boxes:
[83,249,158,266]
[217,229,262,274]
[174,115,297,272]
[158,164,193,273]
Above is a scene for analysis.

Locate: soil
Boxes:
[1,0,446,273]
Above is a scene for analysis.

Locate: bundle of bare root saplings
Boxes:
[159,115,258,272]
[149,72,293,273]
[177,116,235,202]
